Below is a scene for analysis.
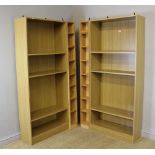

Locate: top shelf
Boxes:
[91,51,135,54]
[28,52,65,56]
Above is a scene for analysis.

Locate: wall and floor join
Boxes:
[1,5,155,146]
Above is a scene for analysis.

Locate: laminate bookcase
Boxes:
[15,17,70,144]
[80,21,90,128]
[81,15,145,143]
[67,22,78,128]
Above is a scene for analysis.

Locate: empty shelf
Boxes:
[92,119,133,135]
[91,69,135,76]
[29,70,66,78]
[31,106,67,122]
[28,52,65,56]
[32,119,68,138]
[91,105,133,120]
[91,51,135,54]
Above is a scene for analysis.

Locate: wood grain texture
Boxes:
[133,15,145,142]
[15,17,32,144]
[80,21,90,128]
[67,22,78,128]
[89,15,145,143]
[15,17,70,145]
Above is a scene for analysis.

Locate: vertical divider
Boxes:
[80,21,90,128]
[67,22,78,128]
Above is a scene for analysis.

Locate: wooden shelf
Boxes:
[68,45,75,49]
[91,69,135,76]
[69,60,75,63]
[81,46,87,48]
[29,70,66,78]
[91,105,133,120]
[91,51,135,54]
[28,52,65,56]
[92,119,133,135]
[32,120,68,139]
[70,84,76,88]
[68,32,74,35]
[81,31,88,34]
[31,106,67,122]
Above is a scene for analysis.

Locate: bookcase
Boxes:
[67,22,78,128]
[81,15,145,143]
[15,17,70,144]
[80,21,90,128]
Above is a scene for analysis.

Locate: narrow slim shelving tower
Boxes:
[15,17,70,144]
[80,21,90,128]
[89,15,145,142]
[67,22,78,128]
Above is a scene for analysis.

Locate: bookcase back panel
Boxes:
[91,18,136,52]
[27,20,66,53]
[91,73,134,111]
[30,74,67,112]
[29,55,66,74]
[91,53,135,71]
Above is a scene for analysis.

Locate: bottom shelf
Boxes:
[92,119,133,135]
[91,110,133,142]
[32,110,69,144]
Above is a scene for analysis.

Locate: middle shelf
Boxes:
[31,106,67,122]
[29,70,66,78]
[91,69,135,76]
[91,105,133,120]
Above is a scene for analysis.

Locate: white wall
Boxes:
[76,5,155,140]
[0,5,74,144]
[1,5,155,143]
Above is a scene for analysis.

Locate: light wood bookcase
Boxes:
[15,17,70,144]
[67,22,78,128]
[80,15,145,143]
[80,21,90,128]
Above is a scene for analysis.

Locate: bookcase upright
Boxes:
[15,17,70,144]
[80,15,145,143]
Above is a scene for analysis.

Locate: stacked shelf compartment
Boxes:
[15,17,70,144]
[80,22,90,128]
[89,15,145,142]
[67,22,77,128]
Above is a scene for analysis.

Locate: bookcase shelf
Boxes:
[67,22,78,128]
[15,17,70,144]
[80,21,90,128]
[91,70,135,76]
[80,15,145,143]
[29,70,66,78]
[91,105,133,120]
[28,52,65,56]
[31,106,67,122]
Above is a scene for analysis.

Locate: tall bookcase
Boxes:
[67,22,78,128]
[80,15,145,143]
[80,21,90,128]
[15,17,70,144]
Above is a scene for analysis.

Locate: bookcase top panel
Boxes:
[18,16,65,23]
[90,15,136,23]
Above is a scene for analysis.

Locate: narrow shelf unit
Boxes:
[15,17,70,144]
[86,15,144,143]
[80,21,90,128]
[67,22,78,128]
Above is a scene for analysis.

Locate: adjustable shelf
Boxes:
[91,105,133,120]
[28,52,65,56]
[91,70,135,76]
[80,21,90,128]
[15,17,70,144]
[31,106,67,122]
[67,22,77,128]
[29,70,66,78]
[83,15,145,143]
